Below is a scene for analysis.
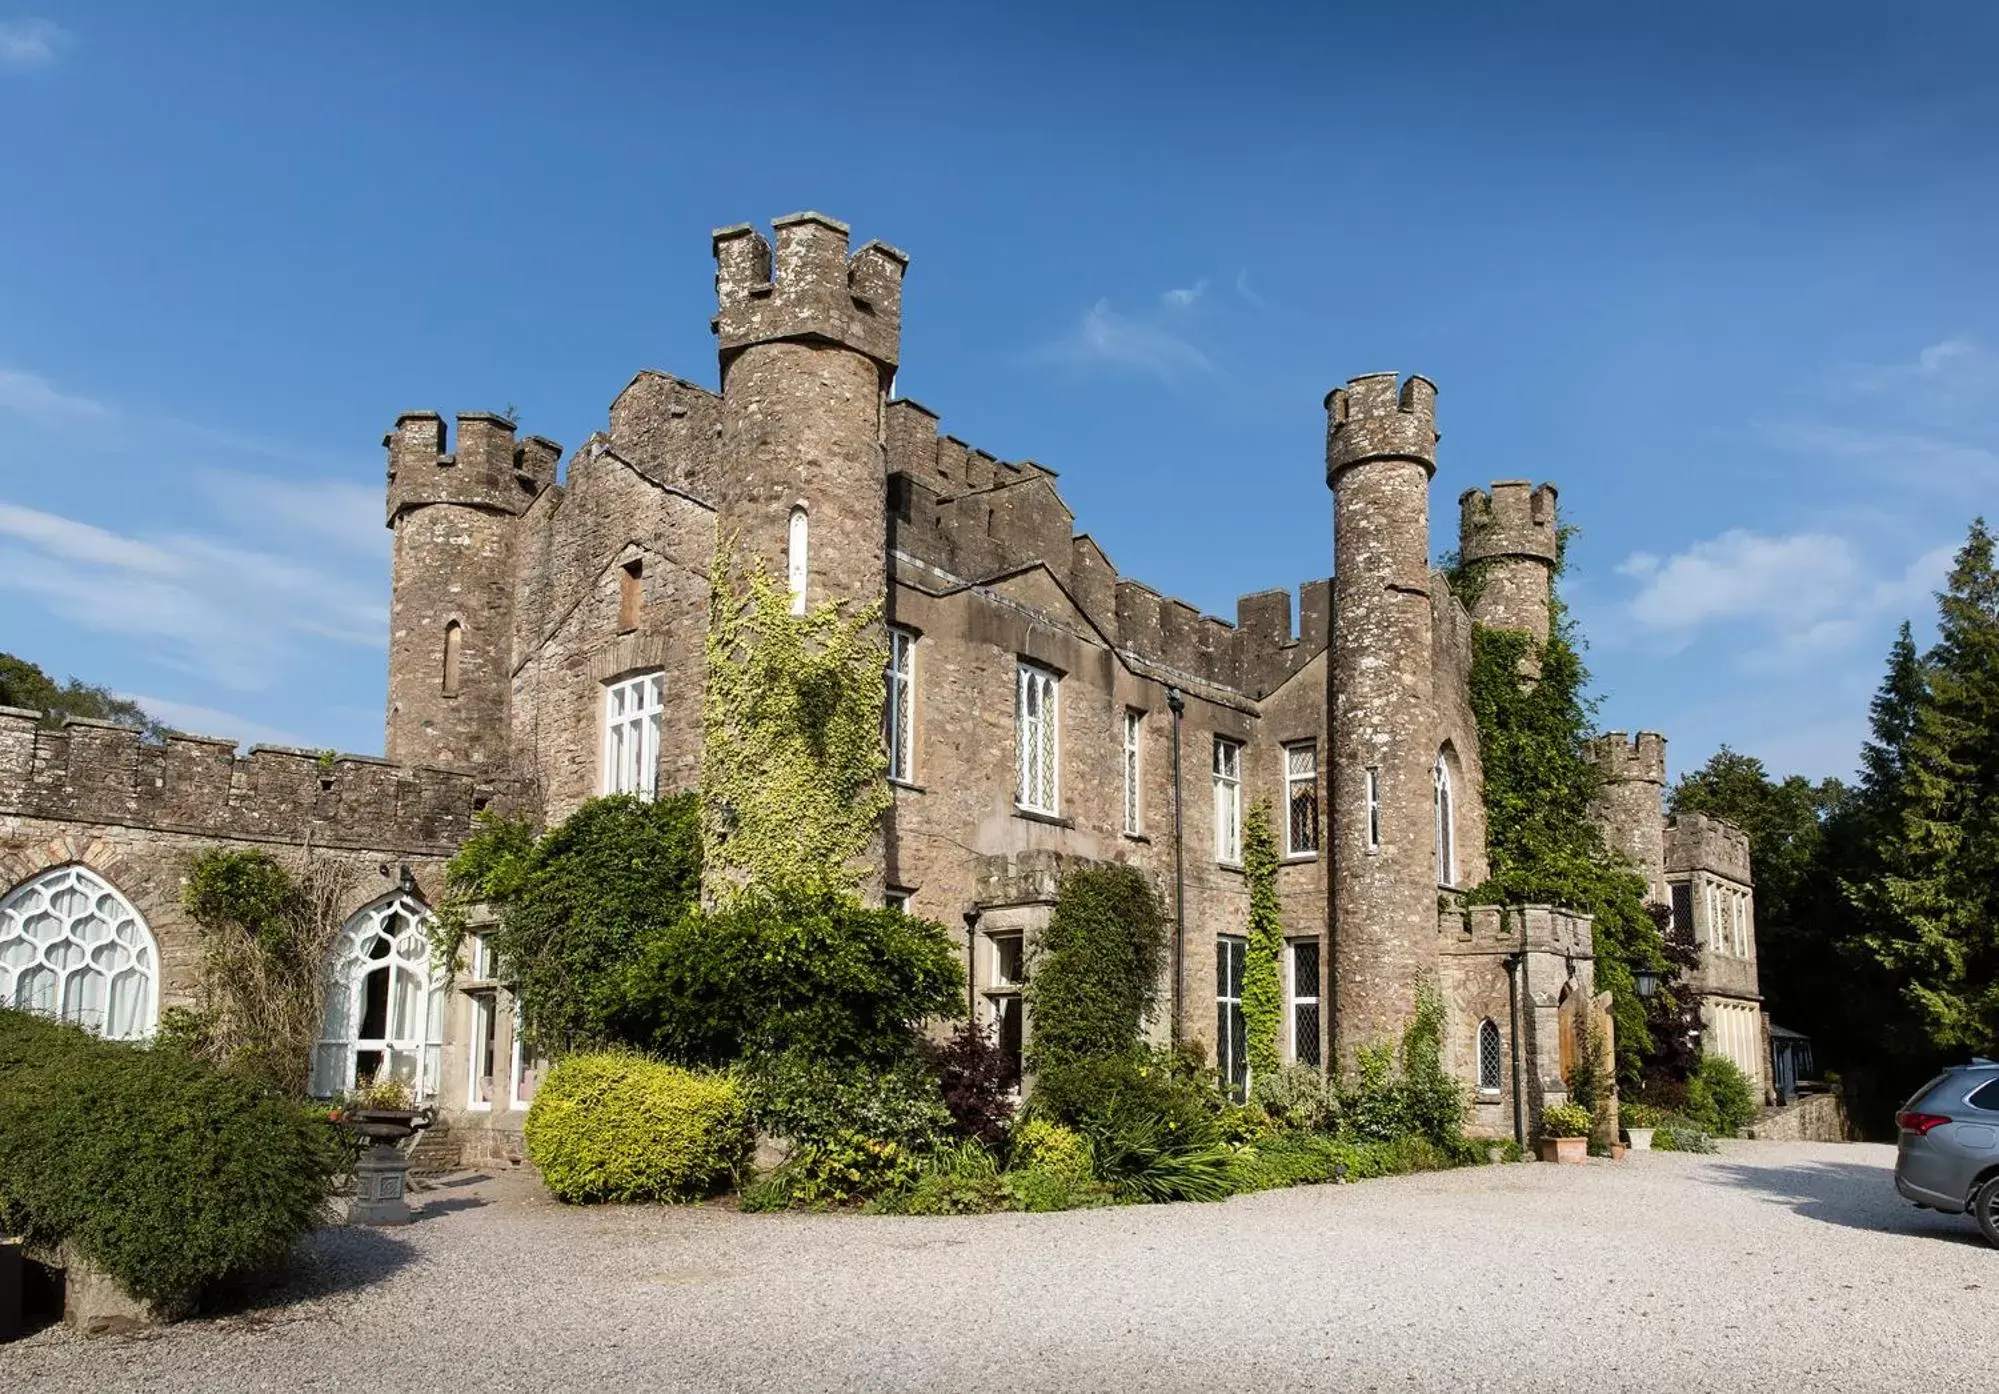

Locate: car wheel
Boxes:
[1976,1175,1999,1249]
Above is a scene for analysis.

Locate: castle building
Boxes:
[0,212,1768,1161]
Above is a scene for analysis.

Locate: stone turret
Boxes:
[711,212,907,613]
[1589,731,1668,902]
[1326,372,1440,1058]
[1458,481,1559,645]
[384,412,556,772]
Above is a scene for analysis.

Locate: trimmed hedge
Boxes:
[0,1009,343,1309]
[524,1051,751,1203]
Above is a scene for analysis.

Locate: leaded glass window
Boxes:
[1290,938,1321,1068]
[0,866,158,1040]
[1284,742,1318,856]
[1217,935,1248,1096]
[311,894,444,1098]
[1017,663,1059,814]
[886,628,916,782]
[1478,1018,1504,1094]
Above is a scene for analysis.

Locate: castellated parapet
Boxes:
[1458,481,1559,644]
[712,211,907,371]
[0,710,519,856]
[1325,372,1439,483]
[1665,811,1753,884]
[1589,731,1669,902]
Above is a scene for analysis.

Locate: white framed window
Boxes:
[1478,1018,1504,1095]
[1288,938,1321,1068]
[508,1002,542,1112]
[1284,742,1319,857]
[1217,935,1247,1096]
[602,670,664,799]
[466,991,497,1110]
[1213,736,1243,864]
[885,889,911,913]
[466,931,495,981]
[0,865,159,1041]
[1016,663,1060,814]
[1365,766,1382,852]
[1733,890,1750,957]
[1122,708,1143,835]
[312,893,444,1099]
[984,931,1025,1087]
[1434,757,1457,888]
[886,627,916,783]
[787,505,809,615]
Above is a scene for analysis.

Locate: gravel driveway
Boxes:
[4,1140,1990,1393]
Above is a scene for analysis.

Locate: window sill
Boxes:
[1216,861,1244,875]
[466,1102,494,1113]
[888,777,926,793]
[1282,853,1319,864]
[1122,831,1152,844]
[1474,1091,1503,1102]
[1013,806,1073,829]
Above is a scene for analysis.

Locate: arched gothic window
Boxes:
[787,505,809,616]
[1434,756,1457,888]
[1477,1018,1504,1095]
[0,866,158,1040]
[311,894,444,1098]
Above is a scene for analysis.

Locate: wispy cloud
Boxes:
[1158,279,1208,310]
[1039,298,1213,381]
[1841,335,1999,410]
[194,470,385,556]
[123,694,314,751]
[0,18,71,68]
[1233,269,1267,310]
[0,369,109,425]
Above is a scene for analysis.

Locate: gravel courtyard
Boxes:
[4,1140,1990,1393]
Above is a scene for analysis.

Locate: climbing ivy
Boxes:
[701,543,892,902]
[1240,801,1284,1082]
[1450,544,1665,1092]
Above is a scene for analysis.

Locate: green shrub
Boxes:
[1032,1052,1234,1203]
[523,1051,750,1203]
[1684,1054,1758,1136]
[1232,1130,1451,1192]
[1620,1100,1667,1128]
[1003,1122,1115,1212]
[1023,865,1168,1074]
[1251,1063,1339,1132]
[621,890,962,1068]
[0,1009,342,1309]
[1652,1123,1718,1154]
[739,1048,952,1152]
[1540,1102,1593,1138]
[867,1141,1009,1216]
[740,1131,921,1211]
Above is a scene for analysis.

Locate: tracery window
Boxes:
[0,866,158,1040]
[311,894,444,1098]
[1016,663,1059,814]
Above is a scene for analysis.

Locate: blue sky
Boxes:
[1,2,1994,781]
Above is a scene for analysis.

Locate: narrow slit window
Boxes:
[1122,709,1143,835]
[1477,1018,1503,1094]
[1365,767,1382,852]
[1434,757,1457,888]
[1016,663,1059,814]
[441,620,462,697]
[885,628,915,782]
[787,505,809,616]
[618,560,643,632]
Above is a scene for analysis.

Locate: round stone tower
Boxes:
[1325,372,1441,1059]
[1589,731,1669,903]
[383,412,557,772]
[710,212,907,614]
[1457,480,1560,644]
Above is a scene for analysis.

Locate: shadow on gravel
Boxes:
[224,1225,421,1315]
[1708,1158,1990,1247]
[412,1195,490,1222]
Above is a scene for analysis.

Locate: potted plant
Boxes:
[1621,1101,1663,1152]
[1539,1102,1592,1164]
[329,1078,433,1226]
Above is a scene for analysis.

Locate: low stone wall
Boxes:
[1748,1091,1851,1142]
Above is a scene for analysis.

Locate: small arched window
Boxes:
[787,505,809,616]
[1477,1018,1503,1094]
[441,620,463,697]
[1434,756,1456,888]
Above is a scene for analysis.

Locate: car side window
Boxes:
[1968,1078,1999,1112]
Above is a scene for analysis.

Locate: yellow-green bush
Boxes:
[524,1051,751,1203]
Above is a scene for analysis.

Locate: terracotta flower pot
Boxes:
[1538,1135,1587,1165]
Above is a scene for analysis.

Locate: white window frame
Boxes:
[787,505,809,616]
[0,865,160,1041]
[1287,937,1321,1068]
[1283,741,1318,858]
[507,1001,541,1112]
[1434,757,1457,888]
[1016,663,1060,814]
[466,990,497,1111]
[1213,736,1243,864]
[983,930,1026,1088]
[884,889,911,913]
[1122,708,1143,835]
[601,670,664,799]
[1365,766,1382,852]
[886,627,916,783]
[1217,935,1247,1095]
[311,893,444,1099]
[1477,1018,1504,1095]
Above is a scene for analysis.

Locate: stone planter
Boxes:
[340,1107,434,1226]
[1538,1136,1587,1165]
[1626,1127,1655,1152]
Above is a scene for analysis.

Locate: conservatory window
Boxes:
[602,671,663,799]
[1016,663,1060,814]
[311,894,444,1099]
[0,865,158,1040]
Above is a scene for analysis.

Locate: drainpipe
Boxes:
[1167,685,1187,1046]
[962,908,982,1025]
[1504,950,1526,1149]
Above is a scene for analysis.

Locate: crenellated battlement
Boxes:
[1234,580,1332,696]
[384,411,559,524]
[1665,812,1753,884]
[1443,902,1595,958]
[1460,480,1559,565]
[1590,730,1668,787]
[712,212,906,371]
[0,709,523,856]
[1325,372,1439,482]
